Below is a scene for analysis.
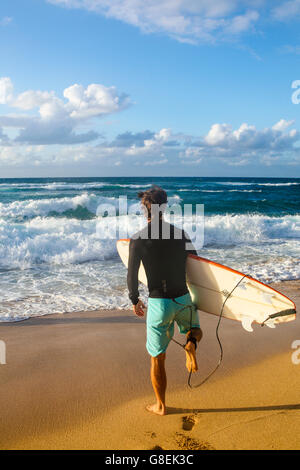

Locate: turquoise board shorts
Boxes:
[146,292,200,357]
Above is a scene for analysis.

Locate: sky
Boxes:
[1,0,300,177]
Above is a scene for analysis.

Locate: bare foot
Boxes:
[185,341,198,373]
[146,403,166,416]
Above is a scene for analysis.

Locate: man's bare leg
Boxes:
[146,352,166,416]
[185,328,203,373]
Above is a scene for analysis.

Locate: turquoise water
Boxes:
[0,177,299,321]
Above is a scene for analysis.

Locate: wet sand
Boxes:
[0,280,299,450]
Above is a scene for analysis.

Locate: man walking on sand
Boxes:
[127,186,202,416]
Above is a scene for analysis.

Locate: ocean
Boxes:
[0,176,299,322]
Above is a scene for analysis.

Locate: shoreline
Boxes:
[1,278,299,326]
[0,279,299,450]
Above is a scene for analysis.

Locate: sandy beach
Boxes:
[2,0,300,453]
[0,280,299,450]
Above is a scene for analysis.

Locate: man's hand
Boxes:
[133,299,146,317]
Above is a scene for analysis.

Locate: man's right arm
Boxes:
[127,238,141,305]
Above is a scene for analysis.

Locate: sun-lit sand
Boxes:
[0,280,299,450]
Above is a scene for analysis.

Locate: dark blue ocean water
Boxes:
[1,176,299,216]
[0,177,299,321]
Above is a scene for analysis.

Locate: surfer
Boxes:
[127,186,202,415]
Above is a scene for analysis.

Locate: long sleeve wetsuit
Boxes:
[127,220,197,305]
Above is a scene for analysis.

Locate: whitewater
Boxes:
[0,177,299,321]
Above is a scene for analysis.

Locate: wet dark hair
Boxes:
[138,186,168,219]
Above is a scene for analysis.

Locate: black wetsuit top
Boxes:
[127,219,197,305]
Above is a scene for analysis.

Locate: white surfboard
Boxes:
[117,238,296,332]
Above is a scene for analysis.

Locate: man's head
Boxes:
[138,186,168,220]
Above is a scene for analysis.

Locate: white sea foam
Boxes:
[0,206,299,321]
[110,183,153,188]
[257,182,300,186]
[0,216,116,268]
[0,260,137,321]
[204,213,300,244]
[43,182,107,190]
[218,181,299,187]
[0,193,121,219]
[0,192,183,221]
[0,213,299,268]
[217,182,257,186]
[177,189,262,193]
[0,181,154,191]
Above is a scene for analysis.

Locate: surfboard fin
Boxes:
[241,316,254,332]
[264,319,276,329]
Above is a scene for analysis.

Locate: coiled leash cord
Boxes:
[170,275,247,389]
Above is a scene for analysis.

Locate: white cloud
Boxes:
[203,120,298,152]
[0,145,46,166]
[143,128,172,147]
[47,0,261,44]
[108,130,155,147]
[205,123,232,145]
[154,128,172,141]
[0,77,14,104]
[0,17,13,26]
[1,117,299,169]
[0,77,131,144]
[182,147,203,160]
[64,83,130,119]
[13,90,57,111]
[224,10,259,34]
[107,120,300,168]
[181,158,203,165]
[144,158,168,166]
[272,119,294,131]
[272,0,300,20]
[0,127,8,144]
[281,44,300,55]
[0,143,115,167]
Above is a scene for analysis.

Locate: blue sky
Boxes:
[1,0,300,177]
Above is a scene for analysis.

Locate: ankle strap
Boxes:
[186,336,197,350]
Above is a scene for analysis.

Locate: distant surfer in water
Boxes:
[127,186,202,415]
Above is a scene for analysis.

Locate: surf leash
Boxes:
[170,275,248,389]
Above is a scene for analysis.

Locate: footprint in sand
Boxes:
[182,414,198,431]
[179,414,214,450]
[147,415,213,450]
[145,431,157,439]
[175,432,214,450]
